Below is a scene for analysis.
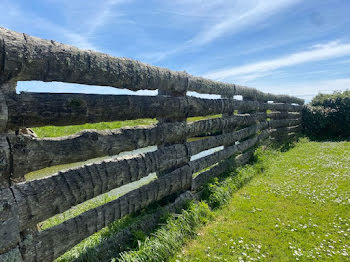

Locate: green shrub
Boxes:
[303,90,350,139]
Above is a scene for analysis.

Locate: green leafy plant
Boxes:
[303,90,350,139]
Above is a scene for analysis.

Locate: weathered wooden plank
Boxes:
[187,122,268,156]
[263,103,302,112]
[0,189,20,254]
[4,92,275,129]
[191,130,271,191]
[188,77,304,105]
[157,87,189,176]
[187,112,267,137]
[261,93,304,105]
[0,136,10,188]
[8,122,186,178]
[0,91,8,133]
[267,111,301,119]
[20,165,192,262]
[0,247,23,262]
[0,27,189,94]
[4,91,299,130]
[190,130,268,174]
[12,144,189,231]
[269,118,301,129]
[5,92,188,129]
[192,149,255,191]
[270,125,302,138]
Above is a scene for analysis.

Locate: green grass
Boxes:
[116,202,214,262]
[28,116,350,262]
[171,139,350,261]
[114,145,277,262]
[32,118,157,138]
[32,115,221,138]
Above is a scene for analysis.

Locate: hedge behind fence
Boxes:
[303,90,350,139]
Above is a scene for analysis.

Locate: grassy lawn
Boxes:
[171,140,350,261]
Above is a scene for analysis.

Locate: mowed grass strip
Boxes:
[172,140,350,262]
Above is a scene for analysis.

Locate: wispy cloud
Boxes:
[204,41,350,81]
[0,0,96,50]
[0,0,131,51]
[58,0,132,49]
[190,0,301,46]
[145,0,301,62]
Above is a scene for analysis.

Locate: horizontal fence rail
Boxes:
[0,27,304,262]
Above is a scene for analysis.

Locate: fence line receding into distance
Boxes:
[0,27,304,262]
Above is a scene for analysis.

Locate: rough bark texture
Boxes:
[187,113,266,137]
[188,77,304,105]
[0,91,8,133]
[0,27,189,94]
[267,111,301,119]
[269,118,301,129]
[270,125,302,138]
[3,92,287,130]
[0,188,20,254]
[8,122,186,178]
[190,130,268,173]
[156,87,189,176]
[187,122,268,156]
[263,103,302,112]
[0,247,23,262]
[192,149,255,191]
[5,92,188,129]
[0,136,10,188]
[20,165,192,262]
[12,144,189,231]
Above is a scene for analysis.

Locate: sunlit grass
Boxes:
[172,139,350,261]
[32,118,157,138]
[32,115,222,138]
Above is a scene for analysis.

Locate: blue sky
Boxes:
[1,0,350,101]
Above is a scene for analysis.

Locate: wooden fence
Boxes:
[0,27,304,262]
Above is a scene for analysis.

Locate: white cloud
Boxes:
[0,0,96,50]
[205,41,350,81]
[191,0,301,46]
[0,0,131,51]
[146,0,301,62]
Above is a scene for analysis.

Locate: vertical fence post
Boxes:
[0,83,23,261]
[221,95,234,135]
[157,77,190,176]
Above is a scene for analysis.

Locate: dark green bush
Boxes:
[302,90,350,139]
